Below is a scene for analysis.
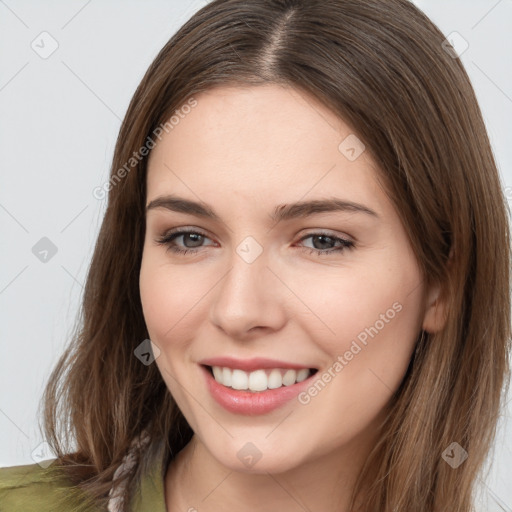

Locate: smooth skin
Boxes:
[139,84,447,512]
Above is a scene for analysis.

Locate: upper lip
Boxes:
[199,356,315,372]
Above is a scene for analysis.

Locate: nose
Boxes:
[209,245,288,340]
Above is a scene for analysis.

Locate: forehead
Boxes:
[146,84,388,216]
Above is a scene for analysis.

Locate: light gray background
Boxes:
[1,0,511,510]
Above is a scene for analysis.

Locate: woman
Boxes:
[1,0,510,510]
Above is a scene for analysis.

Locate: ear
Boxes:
[422,248,452,333]
[421,281,448,333]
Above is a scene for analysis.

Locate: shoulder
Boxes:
[0,460,95,512]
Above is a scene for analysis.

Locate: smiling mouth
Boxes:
[203,364,319,393]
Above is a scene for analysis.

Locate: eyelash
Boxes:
[155,228,355,257]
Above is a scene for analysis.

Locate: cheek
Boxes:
[139,253,189,346]
[298,256,424,377]
[139,250,216,354]
[139,251,212,427]
[291,265,424,437]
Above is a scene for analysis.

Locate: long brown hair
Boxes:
[42,0,511,510]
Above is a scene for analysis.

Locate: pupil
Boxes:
[185,233,203,247]
[314,235,333,250]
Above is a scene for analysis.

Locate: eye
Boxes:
[296,232,354,256]
[155,229,355,257]
[155,228,215,255]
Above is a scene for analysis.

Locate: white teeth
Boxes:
[222,367,232,387]
[212,366,223,382]
[231,369,248,390]
[267,368,282,389]
[282,369,296,386]
[296,368,310,382]
[248,369,268,391]
[210,366,313,392]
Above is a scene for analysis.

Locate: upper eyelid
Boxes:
[162,227,213,240]
[159,227,353,245]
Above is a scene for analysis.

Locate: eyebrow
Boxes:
[145,194,379,222]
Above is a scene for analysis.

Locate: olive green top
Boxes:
[0,441,168,511]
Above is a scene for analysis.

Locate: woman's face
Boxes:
[139,84,442,474]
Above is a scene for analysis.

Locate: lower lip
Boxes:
[201,365,317,415]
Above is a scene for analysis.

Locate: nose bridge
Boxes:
[209,236,286,336]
